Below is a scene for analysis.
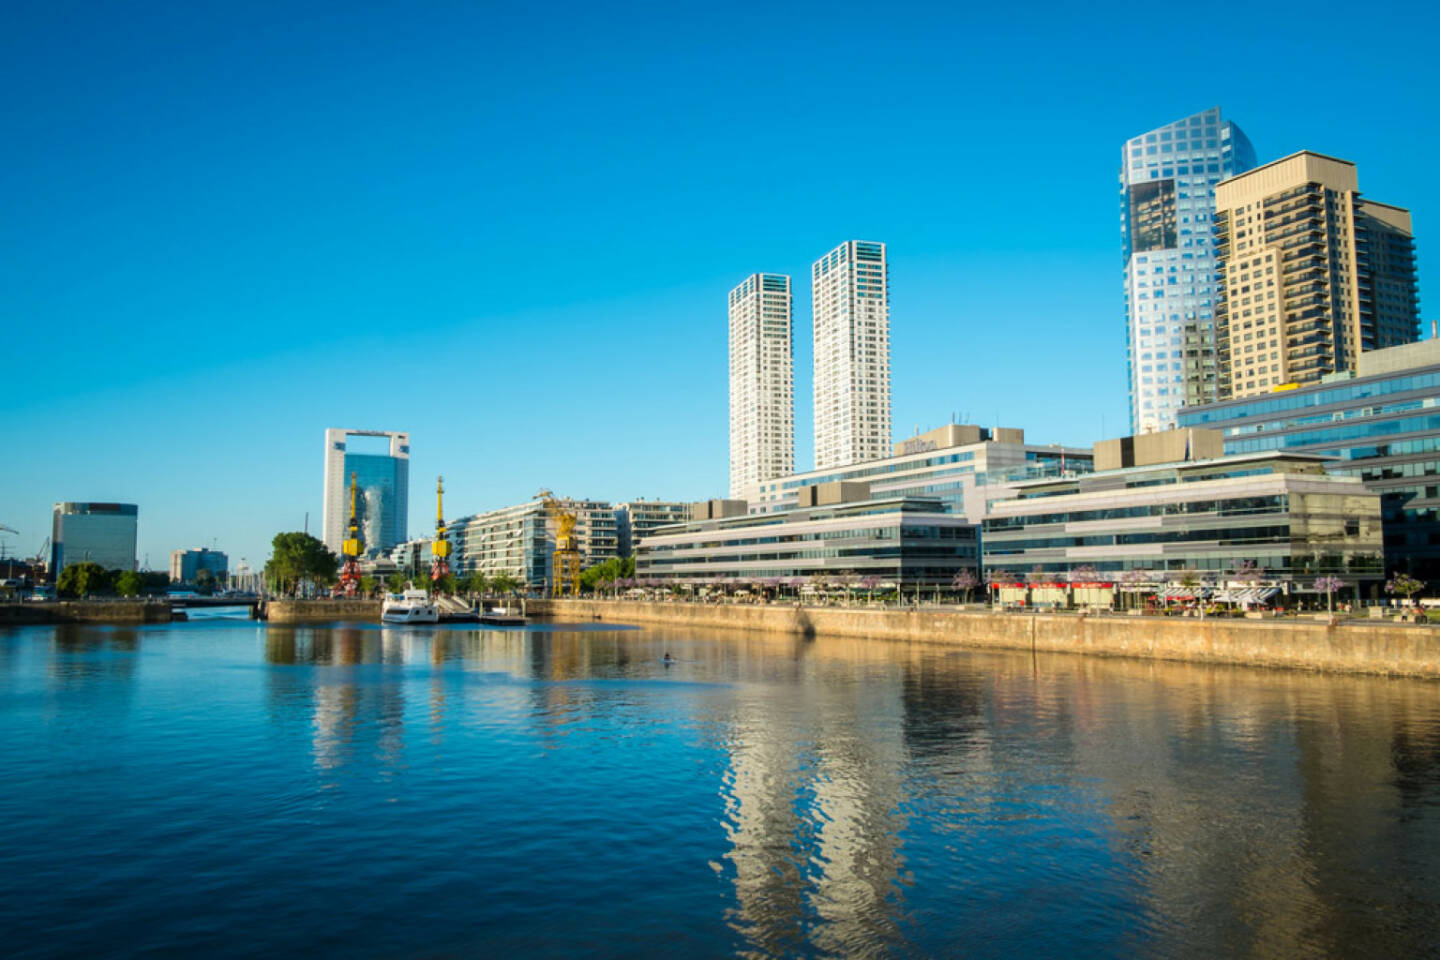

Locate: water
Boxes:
[3,616,1440,958]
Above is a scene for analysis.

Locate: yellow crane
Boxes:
[535,488,580,598]
[430,476,451,589]
[338,472,363,597]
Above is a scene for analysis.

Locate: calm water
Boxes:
[3,615,1440,958]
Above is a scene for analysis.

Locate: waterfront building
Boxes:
[387,538,435,578]
[168,548,228,584]
[1178,338,1440,578]
[322,428,409,558]
[812,241,891,469]
[1121,107,1256,434]
[51,502,138,574]
[1214,151,1420,400]
[635,492,979,588]
[982,434,1383,593]
[745,423,1092,524]
[614,500,692,557]
[449,496,618,590]
[729,274,794,498]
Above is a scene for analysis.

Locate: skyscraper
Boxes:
[51,502,138,573]
[1214,151,1420,399]
[729,273,795,498]
[1121,107,1256,433]
[322,429,409,557]
[812,240,891,469]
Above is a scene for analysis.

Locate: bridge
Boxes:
[167,595,263,610]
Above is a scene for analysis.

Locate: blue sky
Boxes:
[2,0,1437,571]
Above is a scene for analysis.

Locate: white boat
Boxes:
[381,588,439,624]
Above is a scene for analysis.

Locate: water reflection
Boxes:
[9,621,1436,956]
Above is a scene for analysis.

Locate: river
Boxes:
[2,616,1439,957]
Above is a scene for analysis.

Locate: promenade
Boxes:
[529,598,1440,679]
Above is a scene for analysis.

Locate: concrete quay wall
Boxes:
[261,599,382,623]
[0,601,172,626]
[528,600,1440,679]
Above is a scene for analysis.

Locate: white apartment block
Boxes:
[728,273,794,499]
[812,241,891,470]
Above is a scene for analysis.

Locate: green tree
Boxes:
[114,570,144,598]
[264,532,339,596]
[195,568,216,595]
[580,556,634,593]
[386,572,408,593]
[56,562,110,598]
[141,571,171,595]
[490,571,520,595]
[433,573,457,596]
[359,575,377,597]
[460,571,487,597]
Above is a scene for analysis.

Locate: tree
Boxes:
[1386,572,1425,603]
[359,576,377,598]
[432,572,457,596]
[490,571,520,595]
[115,570,144,598]
[386,572,408,593]
[460,571,487,597]
[1315,575,1345,614]
[195,568,216,595]
[264,532,338,596]
[57,562,110,598]
[1071,564,1099,583]
[952,569,978,603]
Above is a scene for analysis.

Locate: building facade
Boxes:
[615,500,692,556]
[1179,338,1440,579]
[387,538,435,577]
[636,497,979,587]
[812,241,891,469]
[1122,107,1256,434]
[745,423,1092,524]
[729,273,794,498]
[982,452,1383,590]
[449,497,618,589]
[1214,151,1420,400]
[169,548,228,584]
[52,502,138,574]
[322,428,410,558]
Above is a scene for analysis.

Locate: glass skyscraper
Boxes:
[322,429,409,557]
[1122,107,1256,434]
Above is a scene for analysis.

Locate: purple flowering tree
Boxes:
[952,568,978,604]
[1315,575,1345,614]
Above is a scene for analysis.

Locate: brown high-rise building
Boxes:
[1214,151,1420,400]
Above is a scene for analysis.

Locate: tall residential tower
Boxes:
[1121,108,1256,433]
[812,240,891,469]
[1214,151,1420,399]
[322,428,410,557]
[729,273,795,498]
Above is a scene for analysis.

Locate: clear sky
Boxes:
[2,0,1437,572]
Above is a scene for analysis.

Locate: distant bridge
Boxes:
[167,595,263,610]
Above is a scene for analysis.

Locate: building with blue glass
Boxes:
[51,502,138,574]
[1122,107,1256,434]
[322,429,409,558]
[1179,339,1440,579]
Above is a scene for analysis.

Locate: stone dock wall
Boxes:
[260,599,382,623]
[0,601,173,625]
[527,599,1440,679]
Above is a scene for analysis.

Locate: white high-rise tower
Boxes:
[812,240,890,470]
[729,273,794,499]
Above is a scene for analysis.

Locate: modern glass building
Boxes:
[1122,107,1256,434]
[448,496,619,590]
[636,496,979,587]
[322,429,409,558]
[982,452,1383,591]
[51,502,138,573]
[1179,339,1440,578]
[747,424,1092,523]
[168,548,228,584]
[615,500,692,557]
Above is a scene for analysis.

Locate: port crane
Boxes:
[430,476,450,591]
[338,471,363,598]
[535,489,580,598]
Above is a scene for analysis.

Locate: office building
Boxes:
[636,492,979,588]
[449,496,618,590]
[1214,151,1420,399]
[746,423,1092,524]
[812,241,891,469]
[169,548,228,584]
[322,429,409,557]
[729,273,794,498]
[1179,338,1440,579]
[983,432,1383,592]
[615,500,692,557]
[387,538,435,577]
[52,502,138,573]
[1122,107,1256,434]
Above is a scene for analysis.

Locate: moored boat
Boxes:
[382,588,439,624]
